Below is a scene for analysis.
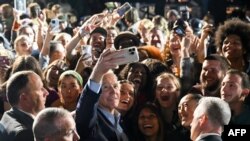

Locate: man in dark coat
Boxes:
[0,71,48,141]
[75,48,128,141]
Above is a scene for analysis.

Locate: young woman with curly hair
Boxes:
[215,18,250,74]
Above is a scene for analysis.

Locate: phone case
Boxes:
[117,2,132,17]
[115,47,139,66]
[50,18,60,33]
[14,0,26,13]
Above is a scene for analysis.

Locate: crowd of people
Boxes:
[0,1,250,141]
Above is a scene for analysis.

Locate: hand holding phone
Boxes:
[14,0,26,13]
[116,2,132,17]
[110,46,139,66]
[174,27,186,37]
[50,18,61,33]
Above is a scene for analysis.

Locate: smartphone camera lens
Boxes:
[175,28,182,34]
[129,48,135,52]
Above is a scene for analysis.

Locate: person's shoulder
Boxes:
[1,114,30,137]
[1,110,24,127]
[199,135,222,141]
[13,128,34,141]
[1,109,15,121]
[189,84,202,94]
[51,99,63,108]
[232,105,250,124]
[1,108,33,126]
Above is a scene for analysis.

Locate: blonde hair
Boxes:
[139,19,154,31]
[14,35,31,51]
[156,72,181,91]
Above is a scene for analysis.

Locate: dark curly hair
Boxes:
[215,18,250,54]
[119,62,154,101]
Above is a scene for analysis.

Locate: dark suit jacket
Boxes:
[75,85,128,141]
[0,107,34,141]
[198,135,222,141]
[0,122,7,141]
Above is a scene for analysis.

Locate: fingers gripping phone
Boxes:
[113,47,139,66]
[174,27,186,37]
[50,18,61,33]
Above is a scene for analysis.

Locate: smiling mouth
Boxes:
[161,95,170,101]
[173,47,180,50]
[143,124,153,129]
[132,78,141,84]
[221,94,231,98]
[120,100,129,104]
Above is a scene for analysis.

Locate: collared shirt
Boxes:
[88,80,123,133]
[17,107,35,119]
[88,79,101,94]
[195,133,221,141]
[98,106,123,133]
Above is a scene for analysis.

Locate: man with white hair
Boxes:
[190,97,231,141]
[75,48,129,141]
[33,107,80,141]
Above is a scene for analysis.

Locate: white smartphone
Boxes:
[50,18,61,33]
[14,0,26,13]
[113,46,139,66]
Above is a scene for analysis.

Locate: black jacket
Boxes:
[0,107,34,141]
[75,85,128,141]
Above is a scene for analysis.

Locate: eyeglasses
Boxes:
[64,128,77,137]
[50,128,77,138]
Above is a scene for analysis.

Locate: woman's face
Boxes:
[139,26,150,44]
[138,107,159,137]
[169,33,181,56]
[46,65,64,88]
[127,64,147,92]
[155,77,179,109]
[149,28,165,49]
[117,82,135,113]
[58,76,82,104]
[222,34,243,60]
[15,37,33,56]
[21,27,35,42]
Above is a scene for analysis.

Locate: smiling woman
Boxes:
[119,62,154,110]
[136,102,165,141]
[14,35,33,56]
[117,80,136,141]
[153,72,182,140]
[215,18,250,74]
